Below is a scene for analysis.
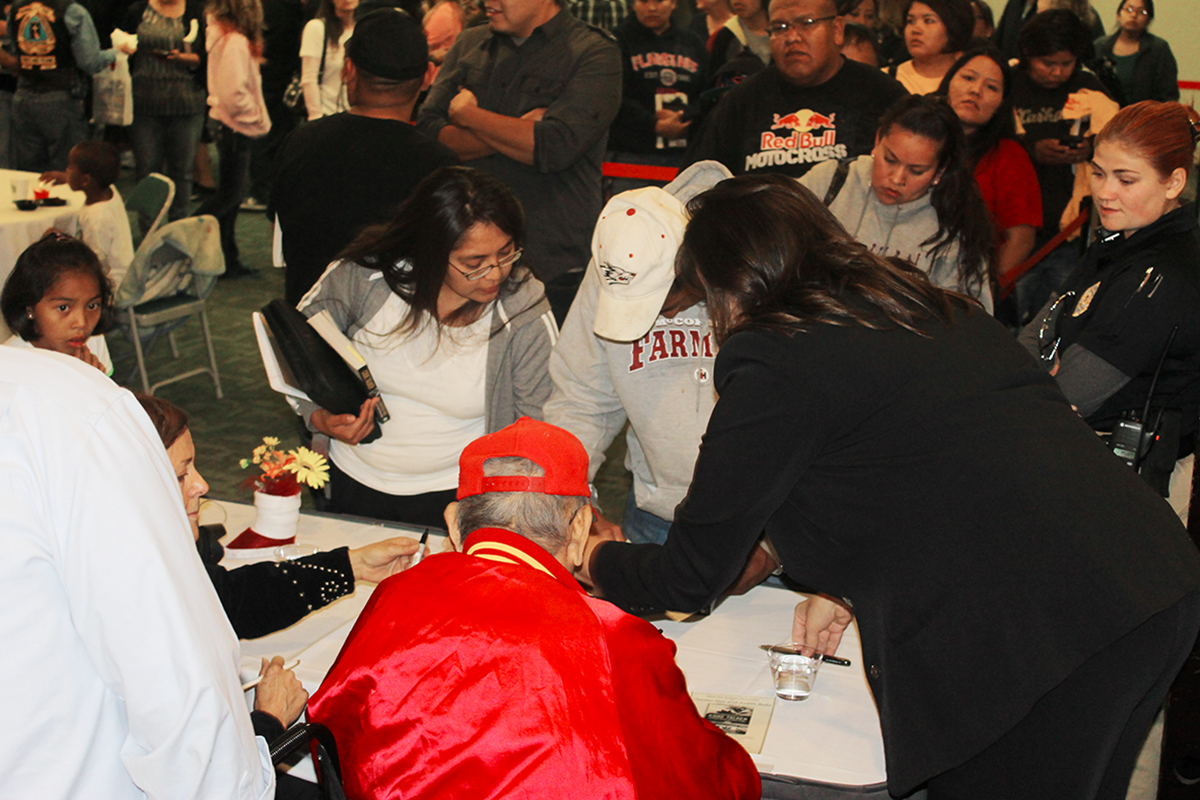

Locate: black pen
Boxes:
[410,528,431,567]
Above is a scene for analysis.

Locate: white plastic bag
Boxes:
[93,51,133,127]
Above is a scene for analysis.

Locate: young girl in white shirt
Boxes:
[1,232,115,375]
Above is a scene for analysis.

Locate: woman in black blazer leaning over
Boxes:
[579,173,1200,799]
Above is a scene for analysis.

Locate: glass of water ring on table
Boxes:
[768,642,824,700]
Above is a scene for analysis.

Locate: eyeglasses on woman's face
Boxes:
[449,248,523,281]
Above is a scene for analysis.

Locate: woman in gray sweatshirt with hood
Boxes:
[799,94,997,312]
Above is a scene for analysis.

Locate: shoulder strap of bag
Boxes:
[319,22,327,82]
[822,158,853,207]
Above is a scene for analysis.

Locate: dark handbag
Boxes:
[283,29,327,114]
[260,299,382,444]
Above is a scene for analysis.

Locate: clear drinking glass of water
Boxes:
[767,642,824,701]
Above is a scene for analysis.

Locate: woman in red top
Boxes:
[938,44,1042,290]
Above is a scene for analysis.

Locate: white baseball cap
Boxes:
[591,187,689,342]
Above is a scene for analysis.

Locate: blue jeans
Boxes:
[621,490,672,545]
[130,111,206,220]
[11,90,88,172]
[195,122,251,269]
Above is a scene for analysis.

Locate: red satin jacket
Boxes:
[308,527,761,800]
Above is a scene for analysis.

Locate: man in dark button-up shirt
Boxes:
[417,0,621,321]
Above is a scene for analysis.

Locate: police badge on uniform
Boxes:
[1073,281,1100,317]
[598,262,635,285]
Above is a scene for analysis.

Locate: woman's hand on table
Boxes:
[349,537,423,583]
[311,397,379,445]
[793,595,854,657]
[253,656,308,728]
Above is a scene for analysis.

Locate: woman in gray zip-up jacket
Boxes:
[293,167,558,527]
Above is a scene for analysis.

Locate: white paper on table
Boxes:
[691,693,775,754]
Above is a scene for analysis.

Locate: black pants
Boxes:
[196,122,252,270]
[328,460,455,529]
[926,593,1200,800]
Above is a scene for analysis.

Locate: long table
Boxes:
[215,500,889,792]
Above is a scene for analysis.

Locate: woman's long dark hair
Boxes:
[935,45,1015,167]
[339,166,529,336]
[677,174,965,344]
[317,0,349,45]
[876,94,995,298]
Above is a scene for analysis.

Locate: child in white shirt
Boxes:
[42,141,137,290]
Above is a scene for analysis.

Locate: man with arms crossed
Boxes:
[416,0,622,321]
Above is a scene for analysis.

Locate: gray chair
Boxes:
[113,215,225,398]
[123,172,175,249]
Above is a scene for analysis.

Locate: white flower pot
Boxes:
[253,490,301,541]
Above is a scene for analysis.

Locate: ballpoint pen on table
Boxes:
[759,644,851,667]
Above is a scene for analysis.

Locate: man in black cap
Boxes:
[270,8,459,305]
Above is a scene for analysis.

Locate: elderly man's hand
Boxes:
[449,87,479,124]
[253,656,308,728]
[348,537,423,583]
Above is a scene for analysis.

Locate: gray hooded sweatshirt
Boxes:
[800,156,993,313]
[545,162,730,521]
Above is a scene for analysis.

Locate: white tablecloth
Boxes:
[215,500,888,788]
[0,169,86,339]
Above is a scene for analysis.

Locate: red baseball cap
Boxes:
[457,417,591,500]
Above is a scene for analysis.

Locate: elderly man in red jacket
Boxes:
[308,417,761,799]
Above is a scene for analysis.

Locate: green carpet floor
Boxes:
[104,177,632,520]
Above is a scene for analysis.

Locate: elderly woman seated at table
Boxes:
[135,394,421,639]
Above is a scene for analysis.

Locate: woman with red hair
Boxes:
[1020,100,1200,516]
